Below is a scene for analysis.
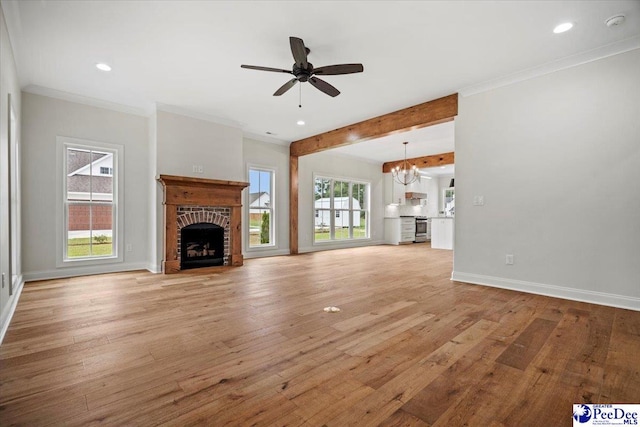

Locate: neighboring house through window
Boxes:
[248,167,275,248]
[314,176,369,242]
[59,137,123,264]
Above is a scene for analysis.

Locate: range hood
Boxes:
[405,192,427,200]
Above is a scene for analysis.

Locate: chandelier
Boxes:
[391,142,419,186]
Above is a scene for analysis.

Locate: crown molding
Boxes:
[155,103,243,129]
[243,131,289,146]
[460,36,640,97]
[23,85,149,116]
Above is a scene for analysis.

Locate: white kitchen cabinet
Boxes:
[384,217,415,245]
[431,217,454,250]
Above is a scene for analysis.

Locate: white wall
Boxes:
[20,93,150,280]
[453,49,640,310]
[156,109,243,181]
[242,137,289,258]
[298,152,384,252]
[0,3,22,341]
[148,111,161,272]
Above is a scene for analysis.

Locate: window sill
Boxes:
[59,255,122,268]
[246,244,278,252]
[313,238,371,245]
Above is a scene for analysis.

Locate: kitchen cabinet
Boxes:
[384,217,415,245]
[431,217,454,250]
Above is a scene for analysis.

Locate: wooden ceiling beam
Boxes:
[290,93,458,157]
[382,151,455,173]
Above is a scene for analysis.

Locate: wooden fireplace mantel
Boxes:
[157,174,249,273]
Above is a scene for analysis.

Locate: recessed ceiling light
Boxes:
[440,166,446,169]
[96,63,112,72]
[296,120,305,126]
[553,22,573,34]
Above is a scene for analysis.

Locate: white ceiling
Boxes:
[331,120,454,166]
[4,0,639,163]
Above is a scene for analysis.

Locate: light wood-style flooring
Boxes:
[1,244,639,426]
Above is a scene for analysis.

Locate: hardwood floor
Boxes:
[1,244,638,426]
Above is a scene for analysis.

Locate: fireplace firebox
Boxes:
[180,223,225,269]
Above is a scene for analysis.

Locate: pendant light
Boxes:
[391,142,419,186]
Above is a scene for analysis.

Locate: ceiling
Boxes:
[3,1,639,162]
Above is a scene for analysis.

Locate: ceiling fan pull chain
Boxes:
[299,83,302,108]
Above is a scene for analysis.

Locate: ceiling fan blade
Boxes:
[313,64,364,75]
[273,78,298,96]
[241,65,293,74]
[289,37,308,69]
[309,76,340,97]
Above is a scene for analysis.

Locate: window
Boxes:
[443,187,455,217]
[59,138,123,264]
[314,176,369,242]
[248,167,275,248]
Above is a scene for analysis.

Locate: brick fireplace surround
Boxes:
[157,175,249,274]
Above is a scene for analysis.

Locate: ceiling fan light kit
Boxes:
[241,36,364,103]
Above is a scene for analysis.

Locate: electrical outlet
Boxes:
[197,165,203,173]
[126,243,133,252]
[473,196,485,206]
[505,254,514,265]
[192,165,198,173]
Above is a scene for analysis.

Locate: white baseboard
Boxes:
[299,239,384,254]
[23,262,150,282]
[1,276,25,345]
[244,248,290,259]
[147,263,162,274]
[451,271,640,312]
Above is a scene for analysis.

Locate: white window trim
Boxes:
[56,136,124,267]
[313,173,371,245]
[246,164,277,251]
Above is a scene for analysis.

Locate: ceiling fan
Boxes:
[241,36,364,98]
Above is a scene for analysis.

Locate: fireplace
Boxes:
[181,223,224,269]
[158,175,249,274]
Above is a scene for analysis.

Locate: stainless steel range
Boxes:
[415,217,430,242]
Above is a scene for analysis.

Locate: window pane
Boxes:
[333,210,351,240]
[354,211,367,239]
[335,180,349,198]
[67,204,113,257]
[67,148,92,201]
[353,183,366,208]
[314,209,331,241]
[314,178,331,200]
[249,170,271,208]
[249,208,271,247]
[249,168,275,248]
[91,204,113,256]
[92,152,114,202]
